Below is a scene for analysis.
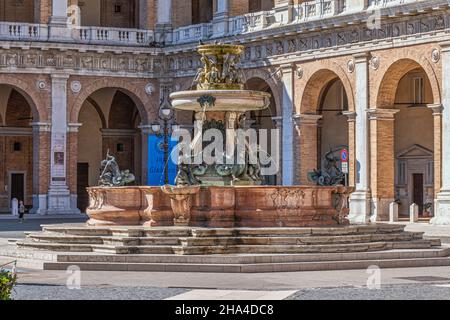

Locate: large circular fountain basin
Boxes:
[170,90,271,112]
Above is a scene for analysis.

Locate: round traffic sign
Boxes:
[340,149,348,162]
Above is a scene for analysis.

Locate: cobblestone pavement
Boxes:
[12,285,189,300]
[285,284,450,300]
[10,283,450,300]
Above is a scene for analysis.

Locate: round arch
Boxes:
[70,78,156,125]
[243,68,282,117]
[299,64,355,114]
[375,57,441,108]
[0,75,47,122]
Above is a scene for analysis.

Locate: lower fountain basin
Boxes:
[86,185,353,228]
[170,90,271,112]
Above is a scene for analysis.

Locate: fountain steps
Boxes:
[2,248,450,273]
[3,223,449,272]
[17,239,438,255]
[25,232,425,247]
[38,224,406,238]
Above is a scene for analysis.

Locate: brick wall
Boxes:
[0,0,35,23]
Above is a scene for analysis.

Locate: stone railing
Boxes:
[172,23,213,44]
[0,22,48,41]
[73,26,154,46]
[368,0,417,8]
[0,0,432,47]
[0,21,154,46]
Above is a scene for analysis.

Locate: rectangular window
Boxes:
[13,142,21,152]
[397,161,407,186]
[114,4,122,13]
[426,161,434,185]
[413,77,424,104]
[117,143,124,152]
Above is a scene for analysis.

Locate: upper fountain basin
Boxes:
[170,90,271,112]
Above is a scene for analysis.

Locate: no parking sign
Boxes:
[340,149,349,174]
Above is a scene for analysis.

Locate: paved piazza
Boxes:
[3,0,450,304]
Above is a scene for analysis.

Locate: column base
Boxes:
[431,191,450,225]
[370,198,394,222]
[46,185,81,215]
[348,190,371,224]
[30,194,48,215]
[212,14,229,38]
[155,24,173,44]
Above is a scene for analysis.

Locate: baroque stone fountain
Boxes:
[86,44,353,228]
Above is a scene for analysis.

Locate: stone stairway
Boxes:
[2,223,449,272]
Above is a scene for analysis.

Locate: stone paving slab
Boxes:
[166,289,297,300]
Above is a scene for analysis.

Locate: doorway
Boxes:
[413,173,424,215]
[77,163,90,213]
[10,173,25,206]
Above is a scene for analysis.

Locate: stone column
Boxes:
[50,0,69,25]
[368,108,399,222]
[67,123,82,209]
[432,42,450,225]
[294,114,322,185]
[139,125,152,185]
[280,64,294,186]
[348,53,371,224]
[31,122,51,215]
[49,0,70,41]
[213,0,229,37]
[428,104,443,215]
[156,0,172,43]
[272,116,283,185]
[47,74,80,215]
[343,111,357,187]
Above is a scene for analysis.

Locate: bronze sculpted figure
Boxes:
[99,150,135,187]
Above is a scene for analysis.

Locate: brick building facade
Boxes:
[1,0,450,225]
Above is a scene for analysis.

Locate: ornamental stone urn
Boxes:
[161,185,200,226]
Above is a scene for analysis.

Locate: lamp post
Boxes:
[151,106,180,185]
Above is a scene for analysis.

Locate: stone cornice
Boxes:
[293,114,323,126]
[342,111,357,122]
[427,103,444,115]
[367,109,400,120]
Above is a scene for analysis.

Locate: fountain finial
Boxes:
[195,44,245,91]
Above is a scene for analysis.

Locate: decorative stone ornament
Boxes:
[296,67,303,79]
[70,80,81,93]
[431,48,441,63]
[347,60,355,73]
[145,83,154,95]
[36,80,47,90]
[370,56,380,70]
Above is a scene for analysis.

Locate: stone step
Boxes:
[27,234,180,246]
[173,240,436,255]
[92,245,175,255]
[39,224,406,239]
[190,224,406,238]
[41,256,450,273]
[54,247,450,264]
[179,233,424,246]
[17,242,94,252]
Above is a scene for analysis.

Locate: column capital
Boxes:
[342,111,357,122]
[353,52,370,64]
[67,123,83,133]
[427,103,444,115]
[293,114,323,126]
[367,108,399,121]
[439,41,450,52]
[31,122,51,132]
[271,116,283,128]
[51,73,70,81]
[279,63,294,73]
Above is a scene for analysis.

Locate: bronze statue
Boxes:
[99,150,135,187]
